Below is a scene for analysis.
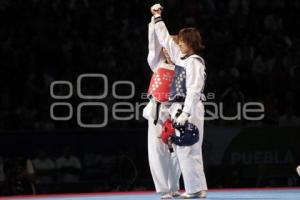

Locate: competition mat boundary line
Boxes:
[1,187,300,199]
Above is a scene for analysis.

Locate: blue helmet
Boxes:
[171,122,199,146]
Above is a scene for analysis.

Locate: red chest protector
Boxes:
[147,62,175,102]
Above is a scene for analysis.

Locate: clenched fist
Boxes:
[150,3,163,17]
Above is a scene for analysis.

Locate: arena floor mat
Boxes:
[1,187,300,200]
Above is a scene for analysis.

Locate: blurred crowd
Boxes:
[0,146,139,195]
[0,0,300,130]
[1,143,298,195]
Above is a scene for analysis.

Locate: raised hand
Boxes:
[150,3,163,17]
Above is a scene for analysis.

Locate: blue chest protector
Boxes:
[169,65,187,101]
[169,55,206,102]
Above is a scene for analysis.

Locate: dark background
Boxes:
[0,0,300,196]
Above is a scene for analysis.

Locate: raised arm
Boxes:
[150,4,181,62]
[147,17,163,71]
[153,18,181,63]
